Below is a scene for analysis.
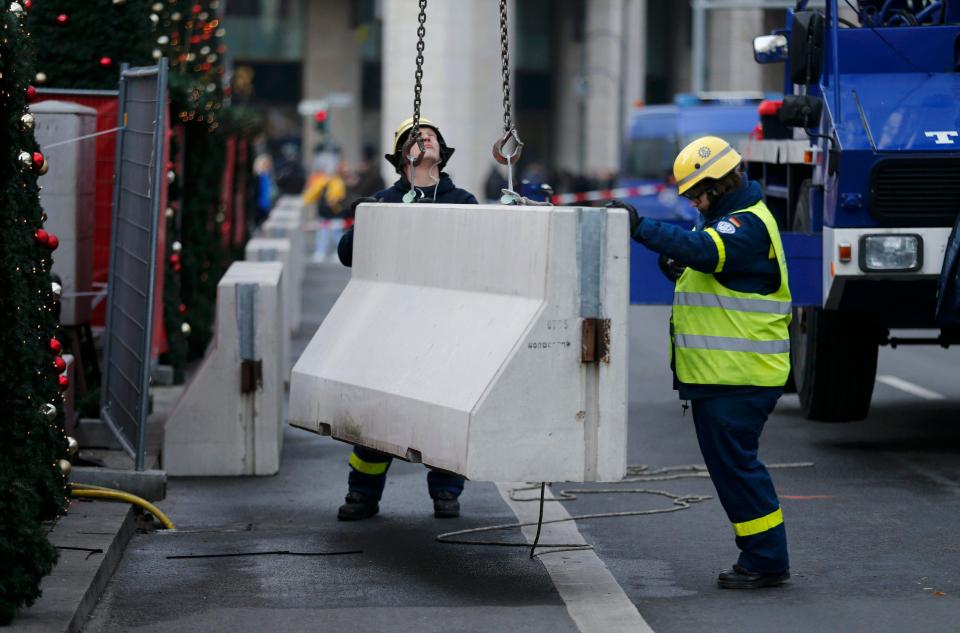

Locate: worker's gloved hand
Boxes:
[605,199,641,235]
[658,254,686,282]
[350,196,379,215]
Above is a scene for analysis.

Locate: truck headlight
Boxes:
[859,234,922,272]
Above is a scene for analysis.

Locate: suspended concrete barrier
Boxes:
[163,262,285,476]
[288,203,629,483]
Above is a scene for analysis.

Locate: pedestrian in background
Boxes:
[609,136,792,589]
[336,116,477,521]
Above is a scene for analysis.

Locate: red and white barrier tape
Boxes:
[551,183,665,205]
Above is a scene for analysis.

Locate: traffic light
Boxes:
[314,109,328,134]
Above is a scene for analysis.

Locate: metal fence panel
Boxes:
[101,60,168,470]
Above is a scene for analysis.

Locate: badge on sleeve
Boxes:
[716,220,737,234]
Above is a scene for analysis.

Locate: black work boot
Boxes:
[337,492,379,521]
[717,564,790,589]
[432,491,460,518]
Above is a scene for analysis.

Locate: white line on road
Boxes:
[876,375,946,401]
[497,483,655,633]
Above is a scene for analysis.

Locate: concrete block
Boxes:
[245,237,294,372]
[260,218,304,335]
[163,262,285,476]
[69,467,167,501]
[289,203,629,483]
[33,101,97,325]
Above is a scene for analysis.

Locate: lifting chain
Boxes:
[402,0,429,203]
[493,0,529,205]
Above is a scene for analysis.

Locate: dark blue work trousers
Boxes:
[691,389,789,574]
[347,445,466,501]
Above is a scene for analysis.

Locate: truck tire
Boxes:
[791,307,878,421]
[788,179,878,421]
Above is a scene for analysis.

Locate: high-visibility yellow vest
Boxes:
[672,201,792,387]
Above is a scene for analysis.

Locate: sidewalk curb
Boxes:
[10,501,136,633]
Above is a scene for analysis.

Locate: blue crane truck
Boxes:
[741,0,960,421]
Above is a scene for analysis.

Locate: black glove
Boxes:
[658,254,686,282]
[605,199,641,235]
[350,196,379,216]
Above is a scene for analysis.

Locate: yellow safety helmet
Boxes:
[385,116,455,173]
[673,136,742,195]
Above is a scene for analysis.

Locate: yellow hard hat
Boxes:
[386,116,455,173]
[673,136,742,195]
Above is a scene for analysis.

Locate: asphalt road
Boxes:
[85,261,960,633]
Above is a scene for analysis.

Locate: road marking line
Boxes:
[782,495,834,500]
[497,483,655,633]
[876,375,946,401]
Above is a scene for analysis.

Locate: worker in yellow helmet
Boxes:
[608,136,792,589]
[336,116,477,522]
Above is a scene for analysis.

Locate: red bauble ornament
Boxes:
[172,262,182,273]
[58,375,70,392]
[46,233,59,250]
[192,4,202,13]
[169,252,181,265]
[49,338,62,355]
[35,229,49,246]
[100,57,113,67]
[54,357,67,373]
[32,151,44,169]
[56,13,68,24]
[178,303,187,315]
[24,0,32,9]
[26,85,38,101]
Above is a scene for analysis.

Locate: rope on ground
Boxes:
[436,462,814,558]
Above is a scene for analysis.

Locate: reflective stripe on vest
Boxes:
[672,200,792,387]
[349,452,389,475]
[675,334,789,354]
[732,507,784,537]
[674,292,791,315]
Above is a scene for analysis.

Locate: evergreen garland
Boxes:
[26,0,154,90]
[0,3,69,624]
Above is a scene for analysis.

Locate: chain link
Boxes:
[411,0,428,146]
[499,0,512,133]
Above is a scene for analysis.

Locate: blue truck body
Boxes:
[630,0,960,421]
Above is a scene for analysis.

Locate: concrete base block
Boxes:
[163,262,284,476]
[260,217,303,333]
[289,204,629,483]
[245,237,293,377]
[69,467,167,501]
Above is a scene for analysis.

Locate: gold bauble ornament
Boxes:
[157,35,169,45]
[41,402,58,421]
[39,160,49,175]
[35,72,47,84]
[10,2,24,14]
[171,240,182,252]
[181,322,192,335]
[51,281,63,298]
[67,436,79,456]
[165,207,175,219]
[57,459,72,477]
[18,151,33,168]
[20,113,35,130]
[153,49,163,60]
[113,0,127,4]
[151,1,162,10]
[150,13,159,24]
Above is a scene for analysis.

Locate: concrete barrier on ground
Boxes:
[260,215,304,335]
[288,203,629,483]
[245,237,296,341]
[163,262,284,476]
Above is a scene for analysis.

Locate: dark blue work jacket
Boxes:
[337,173,478,267]
[631,179,784,400]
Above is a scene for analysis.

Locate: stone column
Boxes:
[381,0,503,198]
[706,5,764,92]
[302,0,362,167]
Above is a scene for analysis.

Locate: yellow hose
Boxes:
[69,483,176,530]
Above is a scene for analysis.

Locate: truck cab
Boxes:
[744,0,960,421]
